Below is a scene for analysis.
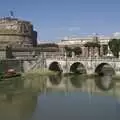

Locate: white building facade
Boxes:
[58,34,116,58]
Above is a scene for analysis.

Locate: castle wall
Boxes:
[0,17,37,48]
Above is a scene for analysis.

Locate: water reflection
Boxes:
[0,78,38,120]
[47,74,116,93]
[49,74,62,85]
[95,75,114,91]
[0,74,120,120]
[70,74,86,88]
[0,77,24,94]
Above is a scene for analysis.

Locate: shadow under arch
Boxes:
[95,75,115,91]
[49,61,63,73]
[49,74,62,86]
[70,62,87,74]
[95,63,115,75]
[70,74,87,88]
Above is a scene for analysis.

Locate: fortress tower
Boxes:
[0,16,37,48]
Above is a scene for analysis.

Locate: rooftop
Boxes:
[0,17,31,24]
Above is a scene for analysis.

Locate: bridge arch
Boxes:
[95,63,115,75]
[70,62,87,74]
[49,61,63,73]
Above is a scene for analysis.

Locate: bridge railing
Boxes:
[45,55,120,62]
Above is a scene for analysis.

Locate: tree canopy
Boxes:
[108,38,120,58]
[102,45,108,55]
[84,42,100,47]
[64,46,82,57]
[64,46,73,57]
[73,47,82,56]
[64,46,73,51]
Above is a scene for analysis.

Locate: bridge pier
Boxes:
[87,69,95,75]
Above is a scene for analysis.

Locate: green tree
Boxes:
[103,45,108,55]
[108,38,120,58]
[84,42,100,48]
[73,47,82,56]
[64,46,73,57]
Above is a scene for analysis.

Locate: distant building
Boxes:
[58,34,114,57]
[0,17,37,48]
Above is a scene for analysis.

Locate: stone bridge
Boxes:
[20,54,120,75]
[45,57,120,75]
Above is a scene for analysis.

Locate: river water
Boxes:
[0,74,120,120]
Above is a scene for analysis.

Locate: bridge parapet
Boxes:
[46,56,120,61]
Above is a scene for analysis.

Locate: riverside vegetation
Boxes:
[23,69,59,79]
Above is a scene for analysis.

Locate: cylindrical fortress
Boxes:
[0,17,37,48]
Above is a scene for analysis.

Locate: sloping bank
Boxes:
[23,69,59,78]
[112,75,120,81]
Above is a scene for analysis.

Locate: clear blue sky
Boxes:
[0,0,120,42]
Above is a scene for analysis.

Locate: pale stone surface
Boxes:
[0,17,36,48]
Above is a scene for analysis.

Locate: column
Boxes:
[72,51,75,58]
[89,47,92,58]
[81,46,85,57]
[65,52,67,59]
[94,47,99,58]
[87,47,89,57]
[91,47,94,57]
[107,45,113,56]
[100,45,103,57]
[84,47,88,57]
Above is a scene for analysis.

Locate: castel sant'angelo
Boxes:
[0,16,37,48]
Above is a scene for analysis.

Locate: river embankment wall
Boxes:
[0,59,24,72]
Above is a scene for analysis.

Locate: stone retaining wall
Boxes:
[0,60,24,73]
